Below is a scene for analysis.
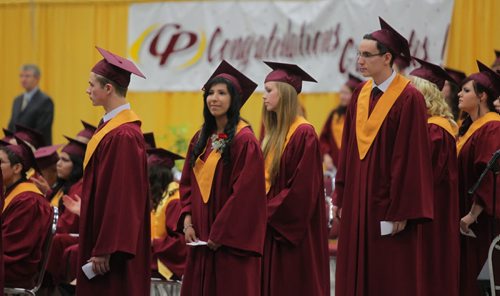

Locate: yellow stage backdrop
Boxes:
[0,0,499,155]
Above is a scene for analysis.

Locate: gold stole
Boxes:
[3,182,43,213]
[83,109,141,169]
[457,112,500,154]
[331,113,344,149]
[356,74,410,160]
[50,189,64,207]
[264,116,311,193]
[427,116,457,138]
[193,121,248,204]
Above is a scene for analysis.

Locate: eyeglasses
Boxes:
[357,51,387,58]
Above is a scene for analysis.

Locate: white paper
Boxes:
[460,228,477,238]
[380,221,394,236]
[82,262,97,279]
[186,240,208,246]
[69,233,79,237]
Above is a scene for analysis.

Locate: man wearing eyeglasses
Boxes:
[333,18,434,296]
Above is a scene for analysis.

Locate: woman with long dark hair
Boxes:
[457,61,500,296]
[260,62,330,296]
[178,61,267,296]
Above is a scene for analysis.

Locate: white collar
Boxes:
[102,103,131,123]
[372,70,396,93]
[24,87,38,100]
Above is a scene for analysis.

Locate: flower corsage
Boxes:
[211,133,228,153]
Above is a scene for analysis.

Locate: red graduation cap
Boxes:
[35,145,62,170]
[444,67,466,86]
[394,56,411,71]
[147,148,184,169]
[6,136,39,172]
[91,46,146,88]
[410,57,454,90]
[370,17,411,64]
[494,50,500,65]
[345,73,363,91]
[203,60,258,108]
[264,61,317,94]
[143,132,156,150]
[14,124,45,150]
[61,136,87,159]
[469,60,500,98]
[2,128,14,144]
[76,120,97,143]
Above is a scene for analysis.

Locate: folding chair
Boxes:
[4,207,59,296]
[488,234,500,296]
[150,277,182,296]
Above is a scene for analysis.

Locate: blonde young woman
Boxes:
[409,58,460,296]
[456,61,500,296]
[260,62,329,296]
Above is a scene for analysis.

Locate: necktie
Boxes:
[21,95,29,111]
[371,87,383,99]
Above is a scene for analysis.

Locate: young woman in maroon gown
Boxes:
[409,58,460,296]
[260,61,330,296]
[179,61,267,296]
[457,61,500,296]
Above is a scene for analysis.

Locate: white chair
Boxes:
[4,207,59,296]
[150,277,182,296]
[488,234,500,296]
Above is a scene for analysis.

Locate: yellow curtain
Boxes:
[0,0,498,153]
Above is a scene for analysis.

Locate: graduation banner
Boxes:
[127,0,454,93]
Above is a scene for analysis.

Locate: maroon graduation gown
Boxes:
[2,183,52,288]
[46,233,79,284]
[76,122,151,295]
[56,179,82,234]
[319,111,343,168]
[334,83,434,296]
[458,121,500,296]
[262,124,330,296]
[418,123,460,296]
[178,126,267,296]
[152,197,187,279]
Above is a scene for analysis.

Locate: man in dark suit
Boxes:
[8,64,54,144]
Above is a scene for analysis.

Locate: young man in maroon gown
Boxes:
[76,47,151,295]
[333,18,434,296]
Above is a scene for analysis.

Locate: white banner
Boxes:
[128,0,454,92]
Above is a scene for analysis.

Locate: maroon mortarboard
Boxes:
[444,67,466,86]
[147,148,184,169]
[7,136,39,172]
[203,60,258,108]
[264,61,317,94]
[370,17,411,63]
[2,128,14,144]
[394,56,410,71]
[143,132,156,149]
[345,73,363,91]
[14,124,45,149]
[91,46,146,88]
[469,60,500,98]
[76,120,97,143]
[35,145,62,170]
[61,136,87,158]
[410,57,454,90]
[494,50,500,64]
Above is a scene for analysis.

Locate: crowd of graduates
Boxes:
[1,15,499,296]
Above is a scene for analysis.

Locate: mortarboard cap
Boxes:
[394,56,411,71]
[203,60,258,108]
[147,148,184,169]
[264,61,317,94]
[444,67,466,86]
[91,46,146,88]
[14,124,45,150]
[494,50,500,65]
[2,128,14,144]
[345,73,363,91]
[35,145,62,170]
[370,17,411,64]
[7,136,39,172]
[76,120,97,143]
[143,132,156,149]
[410,57,454,90]
[61,136,87,159]
[468,60,500,98]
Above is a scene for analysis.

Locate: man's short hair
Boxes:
[362,34,396,67]
[95,74,128,98]
[21,64,41,78]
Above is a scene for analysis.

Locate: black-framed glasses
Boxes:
[357,51,387,58]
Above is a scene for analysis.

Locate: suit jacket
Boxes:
[8,89,54,145]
